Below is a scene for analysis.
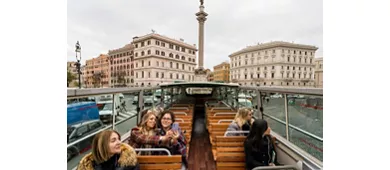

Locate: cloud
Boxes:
[68,0,322,70]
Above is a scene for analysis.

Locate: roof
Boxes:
[159,81,239,88]
[229,41,318,57]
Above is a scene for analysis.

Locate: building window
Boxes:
[175,55,180,59]
[272,66,274,69]
[141,71,144,78]
[182,74,184,80]
[181,56,185,60]
[148,72,150,78]
[170,62,172,68]
[169,53,173,58]
[156,72,159,78]
[155,40,160,45]
[147,40,150,45]
[245,75,247,79]
[136,72,138,78]
[147,50,151,55]
[169,44,173,49]
[161,42,165,47]
[161,73,164,78]
[182,64,185,70]
[176,63,179,69]
[170,73,173,79]
[148,61,151,66]
[157,61,159,67]
[288,57,290,62]
[135,44,138,48]
[141,61,144,67]
[271,73,274,78]
[135,53,138,57]
[141,42,144,47]
[161,51,165,56]
[176,74,179,79]
[162,62,164,67]
[155,50,160,55]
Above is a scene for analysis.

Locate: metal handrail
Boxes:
[263,113,323,142]
[173,112,188,115]
[224,131,250,136]
[134,148,172,156]
[218,119,234,123]
[252,165,299,170]
[68,86,322,98]
[67,114,137,148]
[240,86,323,96]
[169,107,189,110]
[175,118,184,122]
[67,86,157,98]
[211,107,232,111]
[214,112,236,116]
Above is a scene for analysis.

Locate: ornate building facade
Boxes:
[229,41,318,87]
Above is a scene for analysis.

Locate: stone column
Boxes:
[194,5,208,81]
[196,5,207,70]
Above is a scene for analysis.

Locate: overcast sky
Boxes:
[67,0,322,70]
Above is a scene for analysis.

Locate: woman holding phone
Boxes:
[157,110,188,169]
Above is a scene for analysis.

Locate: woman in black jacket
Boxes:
[244,119,280,170]
[77,130,140,170]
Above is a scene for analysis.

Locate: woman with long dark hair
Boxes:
[157,110,188,168]
[244,119,280,170]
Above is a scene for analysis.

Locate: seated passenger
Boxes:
[226,108,252,136]
[157,110,188,168]
[77,130,140,170]
[128,112,177,155]
[242,108,256,131]
[244,119,280,170]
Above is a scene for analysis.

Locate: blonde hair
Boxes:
[91,130,121,164]
[139,112,157,136]
[234,108,250,128]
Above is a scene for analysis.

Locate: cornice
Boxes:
[229,41,318,57]
[133,33,197,50]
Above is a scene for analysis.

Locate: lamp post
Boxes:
[75,41,82,89]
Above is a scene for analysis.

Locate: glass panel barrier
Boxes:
[67,92,140,170]
[287,94,323,161]
[67,94,114,170]
[262,92,286,137]
[143,89,154,110]
[114,92,139,136]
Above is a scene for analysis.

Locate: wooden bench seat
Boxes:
[213,136,246,161]
[137,155,183,170]
[216,152,246,170]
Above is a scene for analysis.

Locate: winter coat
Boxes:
[77,143,140,170]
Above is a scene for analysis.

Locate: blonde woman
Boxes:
[226,108,253,136]
[77,130,140,170]
[128,112,178,155]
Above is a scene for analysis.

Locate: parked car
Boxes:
[67,119,105,161]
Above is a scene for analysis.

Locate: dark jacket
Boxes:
[77,143,140,170]
[244,135,279,170]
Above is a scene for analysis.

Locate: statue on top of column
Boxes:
[200,0,204,6]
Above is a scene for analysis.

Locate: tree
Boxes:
[116,71,127,87]
[67,66,76,87]
[92,72,104,88]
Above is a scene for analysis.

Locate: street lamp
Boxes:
[75,41,82,89]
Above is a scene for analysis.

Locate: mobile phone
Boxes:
[171,123,179,131]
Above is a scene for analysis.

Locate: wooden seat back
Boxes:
[137,155,182,170]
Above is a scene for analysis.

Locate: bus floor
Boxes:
[187,101,216,170]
